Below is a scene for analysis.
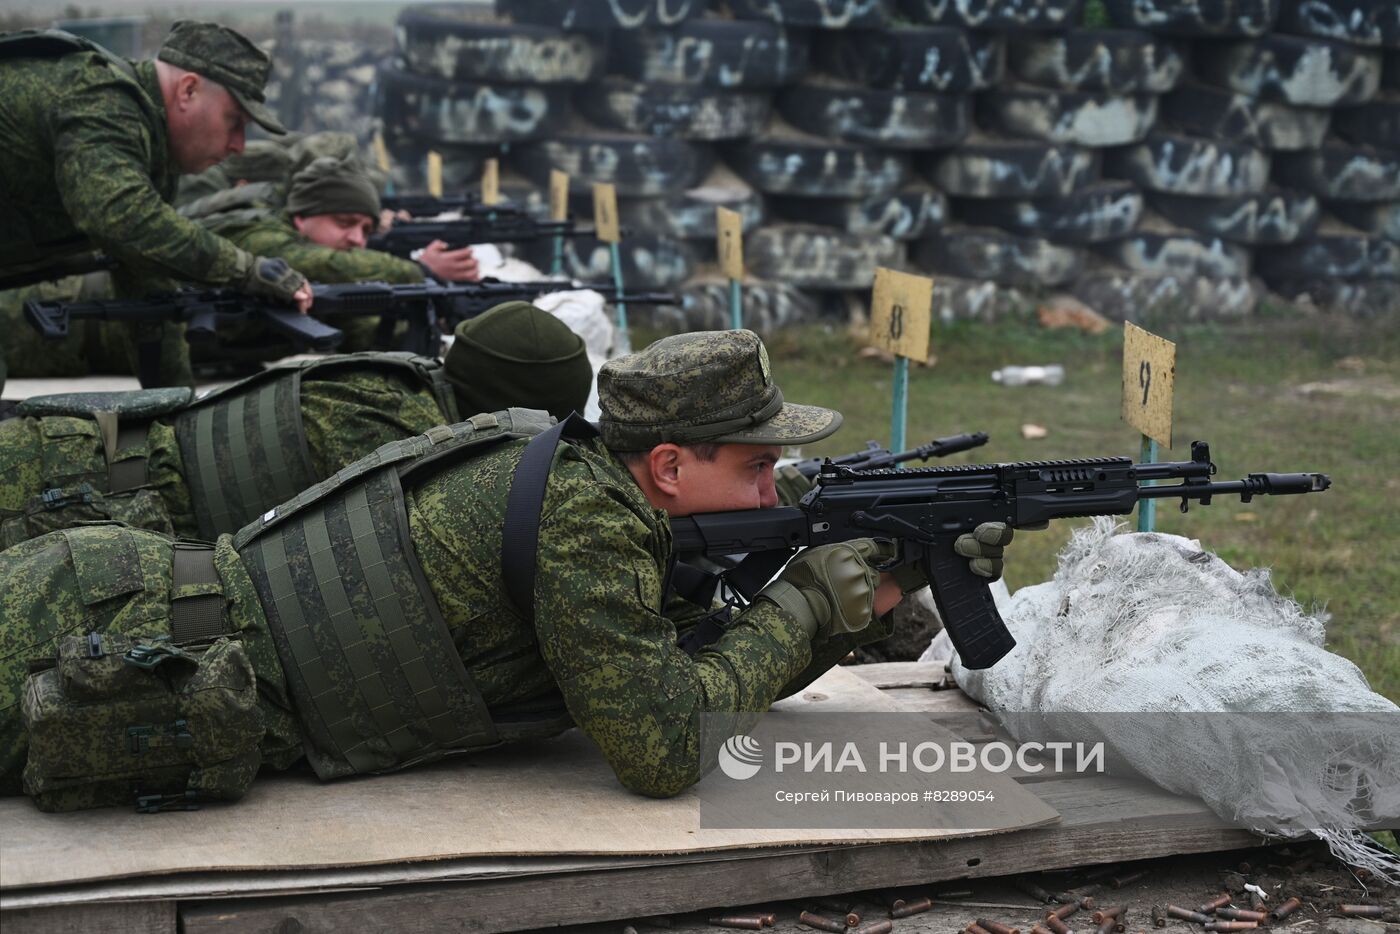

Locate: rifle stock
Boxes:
[671,441,1331,670]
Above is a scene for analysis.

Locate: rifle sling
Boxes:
[91,412,151,494]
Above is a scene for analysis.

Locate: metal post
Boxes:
[890,356,909,457]
[551,234,564,277]
[1138,435,1158,532]
[728,277,743,330]
[610,241,630,354]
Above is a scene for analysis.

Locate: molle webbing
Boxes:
[175,371,315,540]
[233,408,555,780]
[170,543,227,645]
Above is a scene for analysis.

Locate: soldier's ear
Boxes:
[175,71,201,109]
[648,444,684,498]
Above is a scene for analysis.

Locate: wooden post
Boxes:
[868,268,934,457]
[717,207,745,330]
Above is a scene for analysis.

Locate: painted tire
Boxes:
[1330,93,1400,149]
[510,131,715,196]
[814,26,1003,92]
[1273,145,1400,201]
[1007,30,1185,93]
[978,87,1158,147]
[522,232,697,288]
[1148,189,1320,243]
[897,0,1085,31]
[616,166,768,239]
[911,226,1086,286]
[1275,0,1400,48]
[1194,34,1381,107]
[395,5,601,83]
[725,134,909,197]
[508,0,707,30]
[1255,234,1400,282]
[746,224,905,288]
[769,186,947,240]
[1098,228,1252,278]
[1103,0,1280,38]
[1071,269,1258,320]
[952,181,1144,243]
[1105,133,1271,196]
[576,78,773,140]
[607,20,809,88]
[1327,201,1400,241]
[726,0,891,29]
[377,66,567,143]
[921,139,1099,198]
[777,83,969,149]
[1161,83,1331,151]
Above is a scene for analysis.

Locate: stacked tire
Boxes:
[371,0,1400,325]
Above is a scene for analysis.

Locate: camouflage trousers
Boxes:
[0,526,303,794]
[0,415,198,551]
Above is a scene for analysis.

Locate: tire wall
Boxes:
[351,0,1400,324]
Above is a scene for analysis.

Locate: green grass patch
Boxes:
[634,315,1400,702]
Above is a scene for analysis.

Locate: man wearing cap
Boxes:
[0,329,1016,807]
[0,20,314,383]
[0,301,591,551]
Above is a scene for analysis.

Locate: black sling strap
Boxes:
[501,413,599,622]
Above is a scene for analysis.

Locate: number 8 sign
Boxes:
[869,267,932,363]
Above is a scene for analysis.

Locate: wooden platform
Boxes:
[1,662,1270,934]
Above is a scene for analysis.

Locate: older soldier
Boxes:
[0,301,592,549]
[0,21,312,384]
[0,330,1017,810]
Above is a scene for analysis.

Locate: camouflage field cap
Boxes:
[157,21,286,135]
[598,329,841,451]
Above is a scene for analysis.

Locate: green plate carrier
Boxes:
[232,407,556,780]
[175,352,458,540]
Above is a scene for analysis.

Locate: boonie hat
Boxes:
[444,302,593,421]
[157,20,286,135]
[598,329,841,451]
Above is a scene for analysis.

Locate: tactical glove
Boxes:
[773,463,814,506]
[953,522,1016,580]
[757,539,896,640]
[240,256,308,304]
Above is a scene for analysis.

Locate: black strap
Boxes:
[108,421,150,493]
[501,414,599,622]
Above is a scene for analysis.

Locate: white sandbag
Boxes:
[951,519,1400,881]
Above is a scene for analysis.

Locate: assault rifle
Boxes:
[368,215,601,257]
[790,432,990,480]
[25,287,344,352]
[26,278,676,359]
[380,193,528,218]
[670,441,1331,670]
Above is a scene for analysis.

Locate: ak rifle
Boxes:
[790,432,990,479]
[671,441,1331,670]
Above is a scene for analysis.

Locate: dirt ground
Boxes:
[539,843,1398,934]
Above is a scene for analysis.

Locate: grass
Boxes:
[635,313,1400,703]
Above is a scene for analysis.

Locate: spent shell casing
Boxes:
[976,919,1018,934]
[817,900,853,914]
[1016,880,1058,903]
[1093,907,1125,923]
[763,915,777,928]
[1031,926,1055,934]
[1095,921,1116,934]
[1165,906,1212,924]
[1247,892,1265,913]
[847,914,862,928]
[1338,906,1384,918]
[711,918,765,931]
[967,925,995,934]
[1216,909,1265,922]
[1150,907,1166,929]
[1045,914,1072,934]
[1270,898,1302,921]
[892,900,932,920]
[856,922,893,934]
[1203,922,1257,931]
[798,912,847,933]
[1049,903,1080,921]
[1199,895,1232,914]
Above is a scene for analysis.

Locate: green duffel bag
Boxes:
[21,633,264,812]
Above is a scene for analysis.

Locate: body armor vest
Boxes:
[175,352,459,539]
[232,408,561,780]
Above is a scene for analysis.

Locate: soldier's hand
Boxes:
[242,256,309,307]
[953,522,1017,580]
[757,539,897,640]
[773,463,814,506]
[420,240,481,282]
[292,282,313,314]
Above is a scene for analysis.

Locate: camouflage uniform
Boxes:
[0,330,883,806]
[0,303,592,550]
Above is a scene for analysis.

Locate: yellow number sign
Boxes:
[426,150,443,198]
[717,207,744,281]
[371,132,391,174]
[868,267,933,363]
[482,158,499,206]
[549,170,569,222]
[593,182,620,243]
[1121,321,1176,448]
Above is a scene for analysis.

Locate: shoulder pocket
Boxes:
[62,524,144,606]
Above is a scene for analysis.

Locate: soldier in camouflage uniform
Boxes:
[0,300,593,550]
[0,20,312,385]
[0,329,1018,807]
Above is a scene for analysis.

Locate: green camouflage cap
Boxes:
[285,156,381,218]
[157,20,286,135]
[598,329,841,452]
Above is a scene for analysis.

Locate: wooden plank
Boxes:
[849,662,947,689]
[1,901,175,934]
[880,687,982,715]
[181,776,1259,934]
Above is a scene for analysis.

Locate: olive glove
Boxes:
[953,521,1017,580]
[773,464,814,506]
[240,256,308,304]
[757,539,895,640]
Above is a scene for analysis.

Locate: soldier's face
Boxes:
[293,213,376,250]
[168,76,250,173]
[666,443,781,516]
